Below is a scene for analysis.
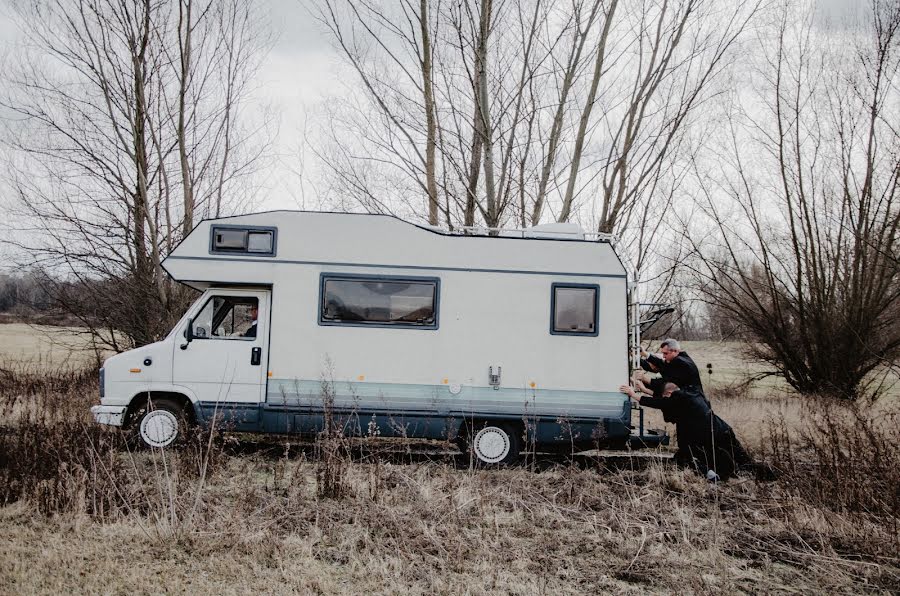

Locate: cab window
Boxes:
[191,296,259,339]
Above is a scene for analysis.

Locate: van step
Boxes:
[628,428,669,449]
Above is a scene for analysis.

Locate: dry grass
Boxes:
[0,323,104,368]
[1,337,899,593]
[1,455,898,595]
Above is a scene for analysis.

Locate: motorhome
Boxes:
[90,211,664,463]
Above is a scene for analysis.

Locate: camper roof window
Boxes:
[211,226,277,256]
[551,284,599,336]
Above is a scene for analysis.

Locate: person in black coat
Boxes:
[620,381,753,481]
[640,338,703,392]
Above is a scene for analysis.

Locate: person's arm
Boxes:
[619,384,638,399]
[646,353,665,370]
[640,358,658,373]
[636,394,666,410]
[633,378,652,395]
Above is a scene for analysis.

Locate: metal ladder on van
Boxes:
[626,275,672,449]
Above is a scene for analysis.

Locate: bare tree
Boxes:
[0,0,272,349]
[310,0,760,267]
[686,0,900,399]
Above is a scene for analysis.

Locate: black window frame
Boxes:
[550,283,600,336]
[209,224,278,257]
[318,273,440,330]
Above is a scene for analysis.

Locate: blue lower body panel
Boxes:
[196,379,632,448]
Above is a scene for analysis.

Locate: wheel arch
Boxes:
[456,416,526,444]
[124,390,199,428]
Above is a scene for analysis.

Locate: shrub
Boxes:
[763,400,900,523]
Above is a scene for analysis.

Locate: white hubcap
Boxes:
[140,409,179,448]
[473,426,511,463]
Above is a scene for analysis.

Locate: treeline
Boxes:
[0,270,197,350]
[0,273,52,316]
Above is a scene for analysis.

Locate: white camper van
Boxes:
[91,211,664,463]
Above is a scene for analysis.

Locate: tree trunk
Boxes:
[179,0,196,237]
[420,0,439,226]
[558,0,619,223]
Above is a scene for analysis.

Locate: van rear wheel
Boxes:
[470,423,521,466]
[135,398,190,449]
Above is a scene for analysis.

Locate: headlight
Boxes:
[99,367,105,398]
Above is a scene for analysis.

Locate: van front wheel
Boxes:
[472,424,520,466]
[136,398,189,448]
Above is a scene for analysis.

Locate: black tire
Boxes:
[467,421,521,467]
[131,397,192,449]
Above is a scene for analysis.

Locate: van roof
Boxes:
[162,211,627,288]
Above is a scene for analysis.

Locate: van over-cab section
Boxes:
[91,211,661,463]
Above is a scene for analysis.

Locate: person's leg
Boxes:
[682,444,718,479]
[674,447,694,468]
[724,429,754,469]
[713,444,737,480]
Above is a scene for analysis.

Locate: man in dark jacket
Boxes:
[640,338,703,392]
[620,381,752,481]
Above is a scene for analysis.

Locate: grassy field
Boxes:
[0,330,899,594]
[0,323,105,368]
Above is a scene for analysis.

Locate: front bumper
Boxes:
[91,405,127,427]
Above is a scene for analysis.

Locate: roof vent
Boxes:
[523,222,585,239]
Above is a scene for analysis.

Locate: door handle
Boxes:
[251,347,262,366]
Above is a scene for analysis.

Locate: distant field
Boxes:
[0,326,760,375]
[0,323,103,368]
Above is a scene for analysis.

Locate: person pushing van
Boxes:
[620,381,753,481]
[640,338,703,393]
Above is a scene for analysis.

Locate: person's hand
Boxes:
[640,348,648,358]
[634,378,651,395]
[619,384,636,399]
[632,371,651,384]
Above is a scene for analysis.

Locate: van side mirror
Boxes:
[180,318,194,350]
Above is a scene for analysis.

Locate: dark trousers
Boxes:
[675,430,752,481]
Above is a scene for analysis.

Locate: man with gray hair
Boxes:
[640,337,704,394]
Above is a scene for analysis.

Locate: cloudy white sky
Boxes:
[222,0,347,211]
[0,0,873,280]
[0,0,869,219]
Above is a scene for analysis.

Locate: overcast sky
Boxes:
[0,0,870,218]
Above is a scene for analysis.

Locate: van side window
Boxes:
[551,284,599,336]
[192,297,259,339]
[320,275,439,329]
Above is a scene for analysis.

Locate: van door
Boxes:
[173,289,270,420]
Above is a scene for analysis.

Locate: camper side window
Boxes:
[191,296,259,339]
[320,275,439,329]
[551,284,599,336]
[210,225,276,256]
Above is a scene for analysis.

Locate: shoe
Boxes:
[706,469,720,483]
